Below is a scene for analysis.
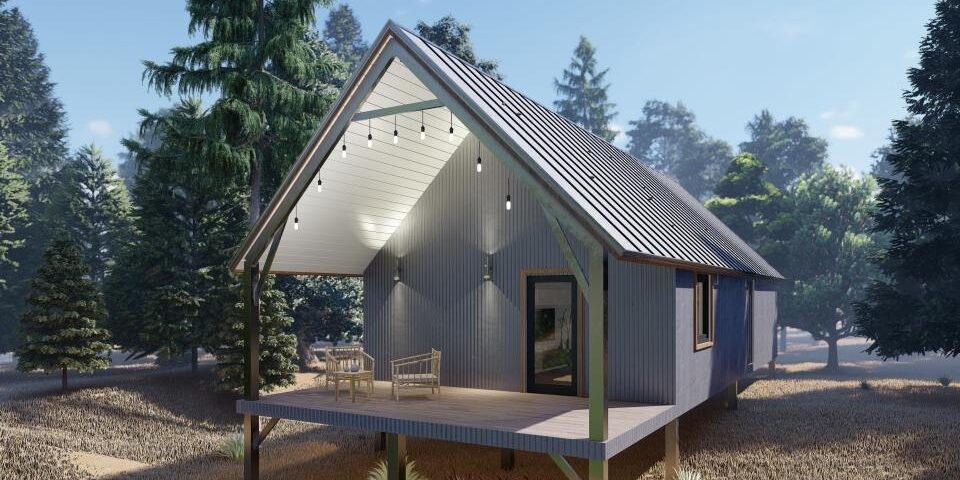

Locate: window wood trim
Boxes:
[693,270,715,351]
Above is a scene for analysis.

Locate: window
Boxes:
[694,273,714,350]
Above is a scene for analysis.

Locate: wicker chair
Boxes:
[390,348,441,400]
[323,345,375,400]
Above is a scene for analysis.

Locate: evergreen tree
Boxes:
[705,153,781,249]
[49,145,130,284]
[143,0,344,223]
[416,16,502,79]
[215,275,298,392]
[627,101,732,199]
[15,239,111,391]
[0,144,28,288]
[0,0,68,179]
[323,3,367,72]
[769,166,877,370]
[739,110,827,189]
[855,0,960,359]
[554,36,617,142]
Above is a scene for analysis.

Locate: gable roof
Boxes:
[229,21,782,280]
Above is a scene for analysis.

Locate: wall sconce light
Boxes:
[482,254,491,281]
[393,258,401,282]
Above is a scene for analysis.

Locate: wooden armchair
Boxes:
[323,345,374,391]
[390,348,441,400]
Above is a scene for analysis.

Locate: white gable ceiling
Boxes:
[263,59,468,275]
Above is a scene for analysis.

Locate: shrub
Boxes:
[938,376,952,387]
[219,431,244,463]
[859,380,872,390]
[367,459,427,480]
[675,468,703,480]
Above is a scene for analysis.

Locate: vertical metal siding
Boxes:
[607,259,676,404]
[752,279,777,366]
[364,134,587,391]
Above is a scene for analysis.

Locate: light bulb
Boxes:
[476,157,482,173]
[393,129,399,144]
[294,217,300,230]
[420,125,425,140]
[448,126,454,142]
[367,134,372,148]
[505,194,512,211]
[341,144,346,158]
[317,178,322,193]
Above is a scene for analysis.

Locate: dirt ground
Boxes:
[1,331,958,479]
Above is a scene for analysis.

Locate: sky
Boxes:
[9,0,936,173]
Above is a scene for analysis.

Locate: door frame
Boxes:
[518,268,584,396]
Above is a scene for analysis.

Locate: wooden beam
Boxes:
[587,247,607,442]
[549,454,582,480]
[544,208,590,290]
[725,381,739,410]
[500,448,515,470]
[665,419,679,480]
[243,413,259,480]
[243,263,261,480]
[257,226,284,293]
[258,418,280,445]
[386,433,407,480]
[351,99,444,122]
[588,460,608,480]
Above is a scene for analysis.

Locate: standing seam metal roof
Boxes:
[395,26,782,279]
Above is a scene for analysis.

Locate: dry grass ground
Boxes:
[1,333,958,479]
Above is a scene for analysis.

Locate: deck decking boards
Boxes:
[237,381,676,459]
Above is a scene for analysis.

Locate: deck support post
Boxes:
[376,431,386,451]
[588,460,608,480]
[725,381,739,410]
[768,360,776,378]
[587,246,607,480]
[243,263,261,480]
[500,448,515,470]
[664,419,679,480]
[386,433,407,480]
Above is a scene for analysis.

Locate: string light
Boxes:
[341,134,346,158]
[505,177,512,211]
[316,177,322,193]
[420,110,426,141]
[367,120,373,148]
[393,115,399,144]
[294,205,300,231]
[476,138,482,173]
[448,111,454,141]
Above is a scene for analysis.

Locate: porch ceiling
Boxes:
[263,59,468,275]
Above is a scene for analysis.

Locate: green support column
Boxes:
[243,263,261,480]
[587,247,608,479]
[386,433,407,480]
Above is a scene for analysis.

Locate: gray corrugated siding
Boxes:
[364,134,588,391]
[394,25,781,279]
[607,259,675,404]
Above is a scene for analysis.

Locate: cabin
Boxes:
[229,21,781,480]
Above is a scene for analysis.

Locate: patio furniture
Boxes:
[390,348,441,400]
[324,346,375,402]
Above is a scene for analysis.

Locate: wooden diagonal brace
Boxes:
[258,418,280,446]
[549,454,583,480]
[544,207,590,290]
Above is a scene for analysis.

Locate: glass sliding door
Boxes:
[526,275,578,396]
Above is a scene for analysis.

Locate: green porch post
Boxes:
[587,246,608,479]
[243,263,261,480]
[386,433,407,480]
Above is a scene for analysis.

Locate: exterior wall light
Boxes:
[482,254,491,281]
[393,258,401,282]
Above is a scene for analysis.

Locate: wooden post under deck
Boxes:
[664,419,679,480]
[243,263,261,480]
[386,433,407,480]
[726,381,739,410]
[500,448,515,470]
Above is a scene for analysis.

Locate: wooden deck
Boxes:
[237,381,677,459]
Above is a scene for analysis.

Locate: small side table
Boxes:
[329,370,374,402]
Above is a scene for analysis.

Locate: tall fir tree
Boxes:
[415,16,502,79]
[554,36,617,142]
[627,101,733,199]
[215,275,298,392]
[15,239,111,391]
[106,101,248,373]
[738,110,827,189]
[49,145,131,284]
[705,153,782,249]
[0,144,28,289]
[143,0,343,223]
[323,3,368,72]
[855,0,960,359]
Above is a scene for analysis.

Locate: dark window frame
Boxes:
[693,271,715,351]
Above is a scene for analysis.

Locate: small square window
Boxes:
[694,273,714,350]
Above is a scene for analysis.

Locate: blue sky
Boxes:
[10,1,935,173]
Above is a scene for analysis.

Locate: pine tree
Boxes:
[738,110,827,189]
[0,0,68,179]
[416,16,502,79]
[554,36,617,142]
[143,0,344,224]
[15,239,111,390]
[215,275,298,392]
[323,3,368,72]
[855,0,960,359]
[0,144,28,288]
[705,153,782,249]
[49,145,130,284]
[627,101,733,199]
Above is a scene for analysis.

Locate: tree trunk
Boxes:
[825,338,840,372]
[778,324,788,353]
[297,337,318,370]
[249,157,262,224]
[191,346,199,375]
[61,366,68,392]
